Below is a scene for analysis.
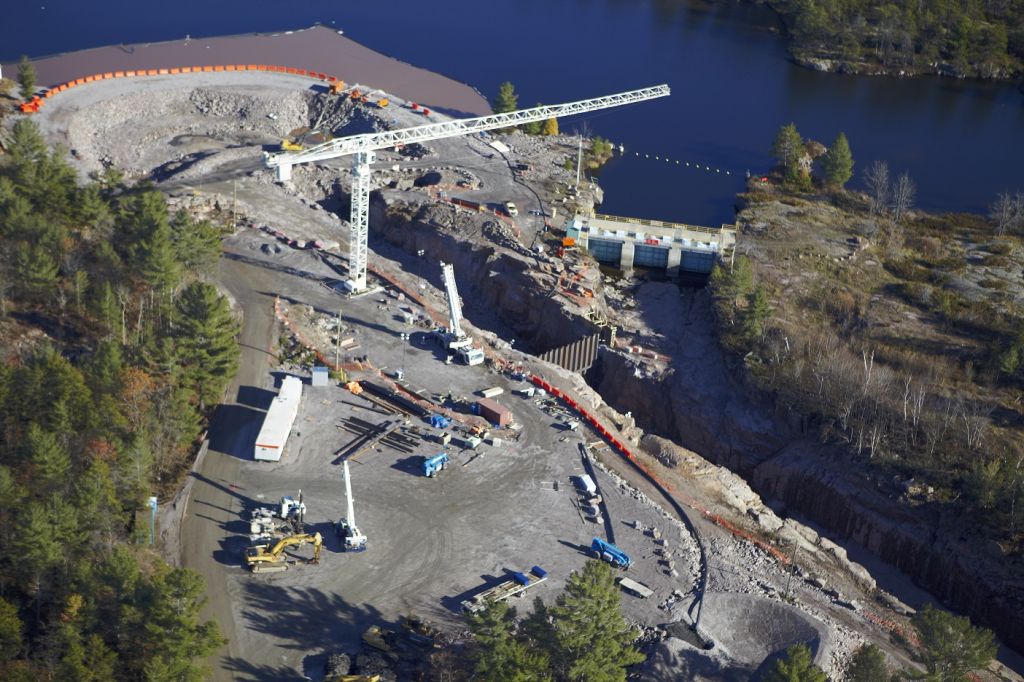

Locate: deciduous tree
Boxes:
[542,117,559,136]
[892,172,916,223]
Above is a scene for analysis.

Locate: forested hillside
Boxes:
[0,120,238,680]
[767,0,1024,78]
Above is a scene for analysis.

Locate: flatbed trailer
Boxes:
[461,566,548,613]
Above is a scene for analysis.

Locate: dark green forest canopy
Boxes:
[0,119,235,680]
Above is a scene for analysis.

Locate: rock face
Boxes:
[592,293,1024,653]
[372,205,1024,654]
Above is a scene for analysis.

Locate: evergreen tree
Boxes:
[173,282,240,407]
[0,597,23,662]
[522,104,544,135]
[844,643,889,681]
[468,601,550,682]
[139,216,181,294]
[493,82,519,114]
[543,118,559,136]
[17,56,35,101]
[170,211,222,276]
[764,643,827,682]
[13,241,58,299]
[742,285,771,341]
[822,132,854,188]
[549,560,644,681]
[913,604,996,681]
[25,425,71,494]
[772,123,804,178]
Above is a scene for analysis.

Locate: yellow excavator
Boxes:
[245,532,323,573]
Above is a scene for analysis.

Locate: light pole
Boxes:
[400,332,409,377]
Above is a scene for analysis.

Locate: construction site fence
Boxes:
[21,63,352,112]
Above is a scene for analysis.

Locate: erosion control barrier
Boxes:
[20,63,357,113]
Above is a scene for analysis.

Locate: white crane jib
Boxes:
[440,262,464,339]
[265,84,670,292]
[343,459,357,529]
[340,459,366,550]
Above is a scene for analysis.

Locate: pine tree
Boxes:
[549,560,644,681]
[468,601,550,682]
[542,118,559,136]
[742,285,771,341]
[913,604,997,681]
[173,282,240,407]
[17,56,35,101]
[25,424,71,494]
[844,643,889,681]
[772,123,804,177]
[139,217,181,294]
[0,597,23,662]
[13,241,58,299]
[822,132,854,188]
[493,82,519,114]
[763,643,827,682]
[170,211,222,275]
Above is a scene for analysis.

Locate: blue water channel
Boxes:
[3,0,1023,225]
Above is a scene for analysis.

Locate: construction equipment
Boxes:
[461,566,548,613]
[281,139,304,151]
[433,262,485,366]
[245,532,323,573]
[423,452,449,477]
[329,80,347,95]
[591,537,632,569]
[265,84,671,292]
[279,492,307,530]
[337,460,367,551]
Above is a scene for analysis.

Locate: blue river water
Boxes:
[2,0,1023,225]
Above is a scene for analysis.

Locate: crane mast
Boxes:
[266,84,670,291]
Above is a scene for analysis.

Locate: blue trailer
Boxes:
[591,537,632,569]
[423,453,449,477]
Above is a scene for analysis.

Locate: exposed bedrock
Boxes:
[372,205,1024,653]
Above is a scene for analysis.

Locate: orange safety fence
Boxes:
[527,372,792,565]
[23,62,354,113]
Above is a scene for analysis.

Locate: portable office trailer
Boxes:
[254,376,303,461]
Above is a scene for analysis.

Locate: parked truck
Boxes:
[591,537,631,569]
[461,566,548,613]
[423,453,449,477]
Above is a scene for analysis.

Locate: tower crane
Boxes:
[265,84,670,292]
[337,459,367,552]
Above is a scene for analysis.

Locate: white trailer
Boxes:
[254,376,303,461]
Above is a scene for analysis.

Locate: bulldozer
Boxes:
[245,532,322,573]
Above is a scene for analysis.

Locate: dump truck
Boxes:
[461,566,548,613]
[591,537,631,569]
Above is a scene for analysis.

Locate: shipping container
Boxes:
[254,376,303,461]
[476,398,512,427]
[479,386,505,399]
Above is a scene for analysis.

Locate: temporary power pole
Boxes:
[265,84,670,292]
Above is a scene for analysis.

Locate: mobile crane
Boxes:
[245,532,323,573]
[432,262,484,366]
[265,85,670,292]
[337,459,367,552]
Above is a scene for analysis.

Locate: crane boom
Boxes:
[266,83,670,291]
[440,262,464,338]
[267,84,670,171]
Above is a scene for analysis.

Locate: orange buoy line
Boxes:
[19,64,347,114]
